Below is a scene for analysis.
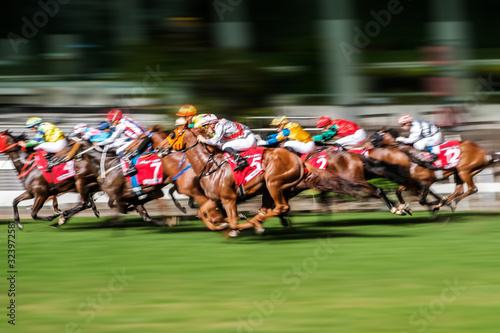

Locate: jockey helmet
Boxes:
[192,113,208,128]
[106,109,123,122]
[176,104,197,117]
[199,114,218,127]
[175,117,187,126]
[316,116,332,128]
[26,117,42,128]
[97,121,111,130]
[73,123,88,134]
[398,114,414,125]
[270,115,289,126]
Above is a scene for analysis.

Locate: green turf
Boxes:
[1,211,499,333]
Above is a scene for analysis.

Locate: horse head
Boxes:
[0,130,26,153]
[369,128,399,147]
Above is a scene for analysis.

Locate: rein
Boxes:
[17,153,36,178]
[0,142,19,153]
[198,152,227,180]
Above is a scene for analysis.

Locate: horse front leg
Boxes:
[12,191,34,230]
[31,195,61,222]
[51,195,62,215]
[395,185,412,215]
[197,200,228,231]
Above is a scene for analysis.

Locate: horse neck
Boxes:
[80,143,117,172]
[5,149,30,175]
[182,130,219,174]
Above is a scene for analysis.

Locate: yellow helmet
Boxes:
[176,104,197,117]
[270,115,288,126]
[175,117,187,126]
[192,113,207,128]
[26,117,42,128]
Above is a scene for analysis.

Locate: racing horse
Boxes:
[298,149,403,214]
[72,139,169,225]
[124,125,228,230]
[369,128,500,209]
[155,126,372,236]
[0,130,100,229]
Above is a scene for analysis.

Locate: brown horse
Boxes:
[0,130,100,229]
[155,126,371,236]
[369,128,500,209]
[296,149,402,213]
[124,126,228,230]
[73,139,171,225]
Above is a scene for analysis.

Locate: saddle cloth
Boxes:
[34,151,75,184]
[225,147,265,187]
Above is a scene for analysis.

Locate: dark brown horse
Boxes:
[124,126,227,230]
[369,128,500,209]
[155,126,371,237]
[0,130,100,229]
[74,139,169,225]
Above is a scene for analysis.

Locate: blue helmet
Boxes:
[97,121,111,130]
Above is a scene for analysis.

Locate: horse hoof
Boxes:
[228,230,239,238]
[405,208,413,216]
[15,221,23,230]
[219,222,229,229]
[255,227,265,235]
[58,216,66,226]
[238,213,247,219]
[448,200,457,213]
[396,210,406,216]
[50,222,59,228]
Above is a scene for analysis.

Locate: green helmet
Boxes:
[26,117,42,128]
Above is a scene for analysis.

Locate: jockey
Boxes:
[19,117,67,170]
[196,114,255,171]
[313,116,366,149]
[396,114,443,161]
[258,115,315,155]
[176,104,197,128]
[97,109,146,176]
[72,122,112,143]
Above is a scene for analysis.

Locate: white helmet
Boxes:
[175,117,187,126]
[398,114,414,125]
[199,114,218,127]
[73,123,88,134]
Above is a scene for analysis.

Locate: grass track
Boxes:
[1,211,499,333]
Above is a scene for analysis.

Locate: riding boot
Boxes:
[224,147,249,171]
[333,143,345,151]
[122,155,138,177]
[45,153,56,172]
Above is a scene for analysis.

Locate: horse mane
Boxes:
[14,133,28,142]
[1,129,27,142]
[148,124,166,134]
[386,128,400,138]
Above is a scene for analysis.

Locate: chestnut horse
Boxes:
[0,130,100,229]
[370,128,500,209]
[155,126,371,237]
[124,126,227,230]
[297,149,402,214]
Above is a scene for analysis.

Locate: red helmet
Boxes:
[106,109,123,122]
[316,116,332,128]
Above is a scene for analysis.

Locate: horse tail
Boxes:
[488,151,500,164]
[304,163,373,196]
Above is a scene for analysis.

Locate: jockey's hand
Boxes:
[92,142,100,146]
[18,141,26,147]
[395,137,404,143]
[197,135,207,143]
[257,140,268,146]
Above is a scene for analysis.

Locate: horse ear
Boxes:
[380,126,386,131]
